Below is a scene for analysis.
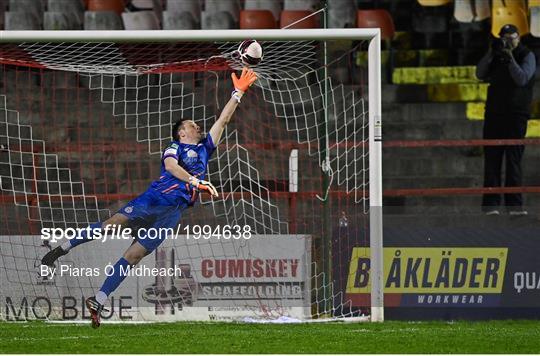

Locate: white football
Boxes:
[237,39,263,66]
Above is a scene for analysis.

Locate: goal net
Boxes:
[0,29,382,322]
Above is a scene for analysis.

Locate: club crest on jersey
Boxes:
[187,150,198,158]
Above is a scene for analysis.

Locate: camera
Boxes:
[492,37,513,63]
[492,37,512,52]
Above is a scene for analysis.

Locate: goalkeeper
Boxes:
[41,67,258,328]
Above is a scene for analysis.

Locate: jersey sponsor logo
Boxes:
[124,206,133,214]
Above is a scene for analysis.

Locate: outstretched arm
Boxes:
[209,67,258,145]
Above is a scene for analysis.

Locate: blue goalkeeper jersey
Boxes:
[149,134,216,206]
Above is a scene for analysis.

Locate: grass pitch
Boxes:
[1,320,539,354]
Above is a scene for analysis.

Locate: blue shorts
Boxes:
[118,189,188,252]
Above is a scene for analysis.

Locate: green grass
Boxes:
[1,320,539,354]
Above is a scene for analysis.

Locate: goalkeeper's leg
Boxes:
[88,207,182,328]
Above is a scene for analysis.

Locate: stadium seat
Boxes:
[356,9,395,41]
[128,0,155,10]
[204,0,240,22]
[327,0,356,28]
[162,10,197,29]
[417,0,451,6]
[280,10,318,29]
[454,0,490,22]
[284,0,319,11]
[491,6,529,37]
[48,0,84,14]
[122,11,160,30]
[127,0,163,23]
[167,0,201,24]
[87,0,125,15]
[84,11,124,30]
[239,10,277,29]
[5,11,42,30]
[530,7,540,37]
[530,0,540,7]
[44,11,83,30]
[245,0,282,22]
[202,10,236,29]
[9,0,43,20]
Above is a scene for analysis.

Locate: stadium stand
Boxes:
[327,0,356,28]
[453,0,491,22]
[240,9,277,29]
[4,10,42,30]
[122,10,160,30]
[128,0,156,11]
[412,1,450,48]
[280,10,318,29]
[84,11,124,30]
[245,0,282,22]
[1,0,540,243]
[167,0,201,25]
[163,10,198,29]
[202,10,236,29]
[205,0,241,23]
[48,0,85,18]
[284,0,320,11]
[492,0,526,11]
[9,0,44,18]
[44,11,84,30]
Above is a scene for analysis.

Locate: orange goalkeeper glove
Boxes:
[189,177,218,198]
[231,67,258,93]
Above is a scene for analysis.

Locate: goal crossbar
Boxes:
[0,29,380,43]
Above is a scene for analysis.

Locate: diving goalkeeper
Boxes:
[41,67,258,328]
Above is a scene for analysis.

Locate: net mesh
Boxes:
[0,36,372,321]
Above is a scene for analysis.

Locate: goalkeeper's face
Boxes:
[179,120,202,143]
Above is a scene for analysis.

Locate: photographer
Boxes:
[476,24,536,215]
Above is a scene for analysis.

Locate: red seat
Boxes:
[87,0,125,15]
[356,9,395,41]
[280,10,318,29]
[240,10,277,29]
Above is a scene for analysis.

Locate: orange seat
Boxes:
[356,9,395,41]
[87,0,125,15]
[280,10,318,28]
[417,0,452,6]
[240,10,277,29]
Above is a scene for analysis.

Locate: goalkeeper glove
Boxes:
[189,176,219,198]
[231,67,258,102]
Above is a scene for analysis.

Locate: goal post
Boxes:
[0,29,383,322]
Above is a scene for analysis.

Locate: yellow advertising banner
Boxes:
[346,248,508,294]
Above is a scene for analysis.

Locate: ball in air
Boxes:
[237,39,263,66]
